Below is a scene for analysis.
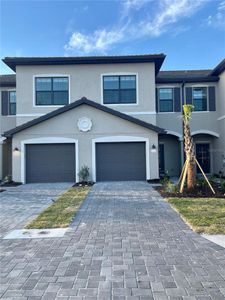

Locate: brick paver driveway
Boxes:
[0,183,72,238]
[0,182,225,299]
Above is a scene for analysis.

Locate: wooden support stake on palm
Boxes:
[195,158,215,194]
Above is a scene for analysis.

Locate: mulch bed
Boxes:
[0,181,22,187]
[155,185,225,198]
[73,181,95,187]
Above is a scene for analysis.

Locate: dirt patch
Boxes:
[0,181,22,187]
[73,182,95,187]
[155,185,225,198]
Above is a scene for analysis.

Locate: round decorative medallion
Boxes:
[77,117,92,132]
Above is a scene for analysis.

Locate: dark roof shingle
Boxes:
[210,58,225,76]
[0,74,16,87]
[156,69,219,83]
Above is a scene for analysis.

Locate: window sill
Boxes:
[33,104,67,108]
[192,111,212,113]
[103,103,138,106]
[157,112,179,114]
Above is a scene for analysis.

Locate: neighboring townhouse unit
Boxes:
[0,74,16,180]
[0,54,224,183]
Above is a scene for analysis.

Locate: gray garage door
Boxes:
[96,142,146,181]
[26,143,75,183]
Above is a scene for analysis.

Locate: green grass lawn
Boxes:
[168,198,225,234]
[26,186,90,229]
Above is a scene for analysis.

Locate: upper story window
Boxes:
[9,91,16,115]
[192,87,207,111]
[1,90,16,116]
[103,75,136,104]
[35,77,69,106]
[158,88,173,112]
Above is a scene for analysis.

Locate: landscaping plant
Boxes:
[78,165,90,183]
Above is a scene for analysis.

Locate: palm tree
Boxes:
[183,104,196,189]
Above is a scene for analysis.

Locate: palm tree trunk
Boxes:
[184,122,196,189]
[187,158,196,189]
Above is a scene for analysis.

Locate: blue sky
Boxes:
[1,0,225,74]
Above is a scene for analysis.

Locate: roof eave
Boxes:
[0,82,16,87]
[210,59,225,76]
[156,76,219,84]
[2,54,166,74]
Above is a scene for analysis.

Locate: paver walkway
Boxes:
[0,181,225,300]
[0,183,72,238]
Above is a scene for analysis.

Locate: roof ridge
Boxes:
[4,97,165,137]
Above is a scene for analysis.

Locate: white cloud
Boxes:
[64,0,208,54]
[64,28,126,54]
[122,0,151,17]
[207,0,225,28]
[137,0,205,37]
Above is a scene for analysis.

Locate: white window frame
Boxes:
[157,86,175,114]
[101,73,139,106]
[33,74,71,107]
[19,137,78,183]
[8,90,17,116]
[2,89,16,117]
[91,136,150,182]
[188,85,209,113]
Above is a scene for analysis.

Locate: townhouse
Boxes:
[0,54,224,183]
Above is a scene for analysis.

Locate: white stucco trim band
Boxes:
[166,130,183,140]
[191,130,219,138]
[0,137,6,144]
[91,136,150,182]
[19,137,78,184]
[17,113,45,117]
[217,115,225,121]
[124,111,156,115]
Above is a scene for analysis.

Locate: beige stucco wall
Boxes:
[0,143,2,179]
[159,135,181,177]
[156,82,220,138]
[12,104,159,182]
[16,62,156,125]
[214,71,225,175]
[217,71,225,115]
[157,113,182,137]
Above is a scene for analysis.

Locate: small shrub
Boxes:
[78,165,89,183]
[160,171,170,186]
[163,181,179,194]
[220,180,225,193]
[196,176,208,188]
[3,175,12,183]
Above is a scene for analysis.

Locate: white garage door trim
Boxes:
[92,136,150,182]
[20,137,78,184]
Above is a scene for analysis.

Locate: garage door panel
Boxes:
[26,144,75,183]
[96,142,146,181]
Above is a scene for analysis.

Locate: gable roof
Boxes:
[210,58,225,76]
[0,74,16,87]
[156,70,219,83]
[3,54,166,75]
[4,97,165,138]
